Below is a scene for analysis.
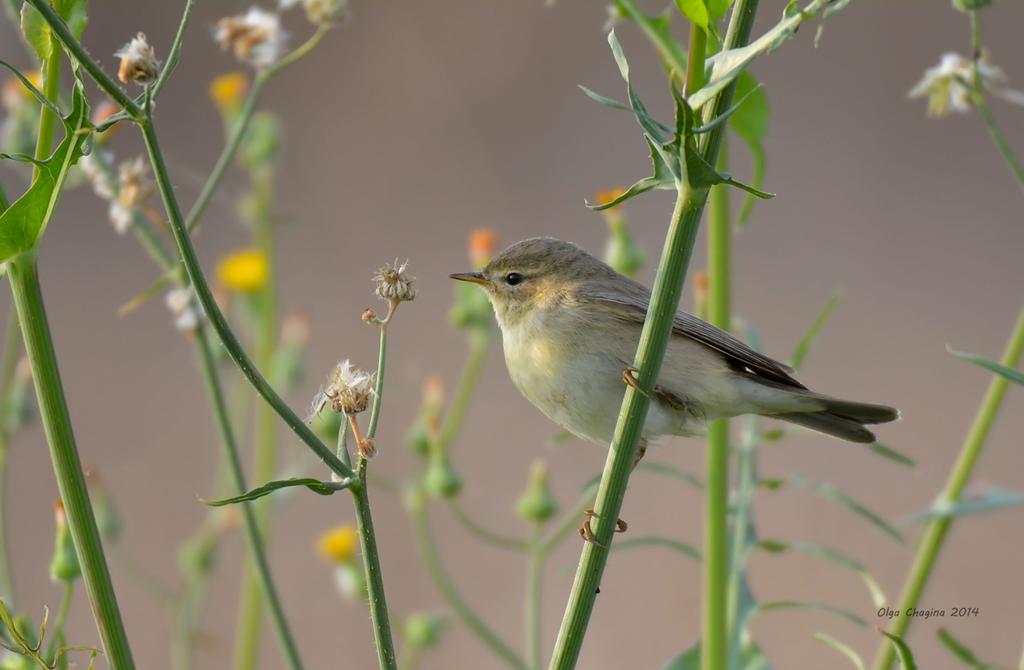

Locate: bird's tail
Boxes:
[740,379,899,444]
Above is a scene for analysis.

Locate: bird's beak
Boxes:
[449,271,490,286]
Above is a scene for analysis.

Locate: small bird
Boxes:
[450,237,898,459]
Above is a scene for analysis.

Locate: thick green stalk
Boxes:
[351,323,397,670]
[703,145,732,670]
[547,5,758,667]
[525,527,544,670]
[872,310,1024,670]
[685,23,706,95]
[194,327,305,670]
[31,40,61,178]
[6,255,135,669]
[138,118,353,481]
[410,500,527,670]
[0,309,21,604]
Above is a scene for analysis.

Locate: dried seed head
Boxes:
[215,8,288,69]
[373,260,416,303]
[303,0,350,25]
[115,33,160,86]
[310,359,376,417]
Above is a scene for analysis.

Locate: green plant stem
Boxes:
[22,0,141,117]
[185,27,328,234]
[6,254,135,669]
[685,22,706,95]
[872,309,1024,670]
[31,40,61,179]
[438,331,490,452]
[703,144,732,670]
[447,500,529,552]
[148,0,195,101]
[547,4,758,667]
[0,309,21,604]
[44,580,74,663]
[233,170,281,670]
[968,12,1024,195]
[194,326,305,670]
[350,321,397,670]
[137,117,353,481]
[410,500,527,670]
[525,526,544,670]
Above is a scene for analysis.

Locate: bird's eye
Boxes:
[504,272,524,286]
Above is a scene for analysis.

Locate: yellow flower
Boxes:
[210,72,249,111]
[216,248,268,293]
[317,525,358,564]
[594,187,627,210]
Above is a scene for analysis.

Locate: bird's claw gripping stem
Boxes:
[578,508,628,547]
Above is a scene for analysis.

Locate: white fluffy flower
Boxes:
[215,7,288,68]
[909,52,1008,117]
[108,201,133,235]
[165,288,204,332]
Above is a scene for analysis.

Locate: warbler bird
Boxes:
[450,237,898,453]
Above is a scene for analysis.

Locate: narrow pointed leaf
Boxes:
[950,348,1024,386]
[897,489,1024,526]
[814,633,867,670]
[692,81,764,134]
[758,539,887,608]
[660,643,701,670]
[613,0,688,77]
[780,475,903,543]
[730,71,769,224]
[753,600,867,627]
[0,59,62,115]
[879,630,918,670]
[790,289,842,370]
[722,175,774,199]
[867,442,915,468]
[936,628,1003,669]
[636,461,704,490]
[200,477,348,506]
[611,536,702,561]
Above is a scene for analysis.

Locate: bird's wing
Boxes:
[574,281,806,389]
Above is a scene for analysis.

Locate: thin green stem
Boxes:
[547,5,759,667]
[7,255,135,669]
[410,500,527,670]
[525,526,544,670]
[138,117,353,481]
[438,332,490,452]
[148,0,196,101]
[0,309,21,605]
[185,27,329,234]
[685,23,706,96]
[447,500,529,552]
[872,310,1024,670]
[22,0,141,117]
[194,326,305,670]
[350,322,397,670]
[968,12,1024,195]
[44,581,74,663]
[703,144,732,670]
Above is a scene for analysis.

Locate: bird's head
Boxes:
[450,237,610,328]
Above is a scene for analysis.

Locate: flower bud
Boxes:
[952,0,991,10]
[178,531,218,576]
[405,376,443,456]
[239,112,281,170]
[468,228,496,270]
[403,612,446,651]
[304,0,350,25]
[604,218,644,278]
[115,33,160,86]
[693,271,709,321]
[423,452,462,499]
[87,471,123,542]
[310,409,342,442]
[49,501,81,583]
[448,281,493,332]
[516,460,558,524]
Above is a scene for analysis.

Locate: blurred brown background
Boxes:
[2,1,1024,668]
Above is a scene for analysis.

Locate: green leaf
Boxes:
[879,630,918,670]
[635,461,704,490]
[707,0,734,19]
[727,70,768,224]
[897,488,1024,526]
[950,348,1024,386]
[200,477,348,506]
[758,539,887,608]
[936,628,1004,669]
[611,536,702,561]
[867,442,915,468]
[780,475,903,543]
[0,60,61,116]
[0,65,91,262]
[55,0,88,40]
[752,600,867,627]
[20,3,51,61]
[790,289,842,370]
[675,0,709,30]
[613,0,688,77]
[814,633,867,670]
[661,643,701,670]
